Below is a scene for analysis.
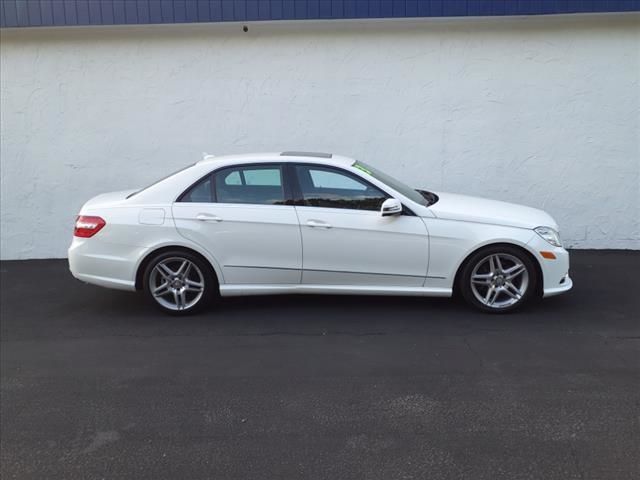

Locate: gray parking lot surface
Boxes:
[1,250,639,479]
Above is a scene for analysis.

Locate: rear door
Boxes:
[172,163,302,285]
[292,164,429,287]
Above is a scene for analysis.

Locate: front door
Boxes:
[292,164,429,287]
[172,163,302,285]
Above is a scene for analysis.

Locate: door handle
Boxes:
[196,213,223,222]
[307,220,332,229]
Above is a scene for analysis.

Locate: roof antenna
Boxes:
[202,152,215,161]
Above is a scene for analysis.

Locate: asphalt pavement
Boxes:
[1,250,639,479]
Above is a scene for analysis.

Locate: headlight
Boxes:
[534,226,563,247]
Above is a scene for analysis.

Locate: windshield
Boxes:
[353,161,431,206]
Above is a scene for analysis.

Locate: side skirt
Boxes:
[219,284,452,298]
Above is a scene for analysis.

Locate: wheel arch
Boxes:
[452,242,544,298]
[134,244,222,291]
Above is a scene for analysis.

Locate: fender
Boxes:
[133,238,225,286]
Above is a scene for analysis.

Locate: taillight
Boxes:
[74,215,106,238]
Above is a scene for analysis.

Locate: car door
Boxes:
[292,164,429,287]
[172,163,302,285]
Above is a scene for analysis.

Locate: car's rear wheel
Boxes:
[459,245,537,313]
[143,251,217,315]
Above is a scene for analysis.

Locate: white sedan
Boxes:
[69,152,572,315]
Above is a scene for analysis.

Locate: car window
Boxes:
[295,165,388,211]
[215,166,286,205]
[179,175,213,203]
[309,169,366,190]
[223,171,242,185]
[244,168,281,186]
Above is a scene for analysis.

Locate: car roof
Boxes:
[197,152,355,167]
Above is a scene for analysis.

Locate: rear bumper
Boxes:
[68,237,145,292]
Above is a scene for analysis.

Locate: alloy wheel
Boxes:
[469,253,529,309]
[149,257,205,311]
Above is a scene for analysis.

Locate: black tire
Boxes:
[142,250,218,315]
[458,245,538,313]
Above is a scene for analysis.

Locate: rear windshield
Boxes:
[126,164,195,199]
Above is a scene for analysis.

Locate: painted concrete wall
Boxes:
[1,15,639,259]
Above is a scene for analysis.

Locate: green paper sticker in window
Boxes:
[353,163,372,175]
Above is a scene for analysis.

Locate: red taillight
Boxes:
[74,215,106,238]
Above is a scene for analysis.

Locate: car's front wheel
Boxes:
[459,245,538,313]
[143,251,217,315]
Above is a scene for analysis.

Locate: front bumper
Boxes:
[543,273,573,297]
[526,234,573,298]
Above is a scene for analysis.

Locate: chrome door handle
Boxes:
[307,220,332,229]
[196,213,223,222]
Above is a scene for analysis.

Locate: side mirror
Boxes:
[381,198,402,217]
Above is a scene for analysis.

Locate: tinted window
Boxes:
[180,175,213,203]
[223,171,242,185]
[309,170,366,190]
[215,166,286,205]
[244,169,281,186]
[295,165,388,211]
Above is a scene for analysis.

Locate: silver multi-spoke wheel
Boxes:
[470,253,529,309]
[149,256,205,312]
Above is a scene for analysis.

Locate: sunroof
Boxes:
[280,151,332,159]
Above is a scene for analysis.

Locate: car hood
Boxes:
[427,191,557,230]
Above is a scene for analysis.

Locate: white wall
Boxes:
[1,14,639,259]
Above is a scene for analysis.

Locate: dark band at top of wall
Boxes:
[1,0,639,29]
